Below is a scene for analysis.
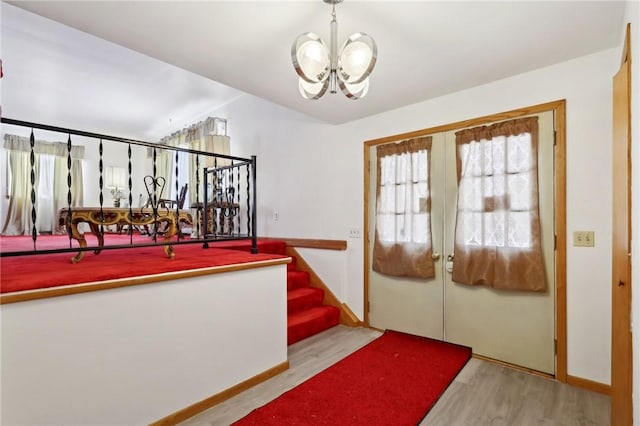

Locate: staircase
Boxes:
[217,239,340,345]
[285,256,340,345]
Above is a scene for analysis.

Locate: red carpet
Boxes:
[1,234,340,346]
[0,235,286,293]
[234,330,472,425]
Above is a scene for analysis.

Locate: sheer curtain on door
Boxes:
[373,136,435,279]
[452,117,547,292]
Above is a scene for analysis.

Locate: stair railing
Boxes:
[0,117,258,258]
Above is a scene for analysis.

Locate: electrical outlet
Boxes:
[573,231,595,247]
[349,228,361,238]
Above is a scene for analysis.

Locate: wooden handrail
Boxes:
[265,237,347,251]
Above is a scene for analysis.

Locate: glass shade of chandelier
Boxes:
[291,0,377,100]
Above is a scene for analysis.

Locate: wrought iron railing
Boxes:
[0,117,258,258]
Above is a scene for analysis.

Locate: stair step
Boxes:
[287,287,325,314]
[287,256,297,271]
[287,270,310,290]
[287,305,340,345]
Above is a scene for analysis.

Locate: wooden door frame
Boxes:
[363,100,568,381]
[610,22,633,426]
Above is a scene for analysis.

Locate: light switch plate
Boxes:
[573,231,595,247]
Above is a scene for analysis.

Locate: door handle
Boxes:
[445,253,454,273]
[618,280,625,287]
[432,252,441,261]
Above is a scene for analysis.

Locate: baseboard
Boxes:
[339,302,363,326]
[285,246,362,327]
[150,361,290,426]
[472,354,555,379]
[566,374,611,395]
[474,354,611,396]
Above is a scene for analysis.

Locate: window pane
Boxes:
[412,182,428,213]
[375,142,433,255]
[396,154,408,183]
[411,213,430,244]
[507,173,531,211]
[412,150,428,182]
[484,212,506,247]
[457,129,534,249]
[377,213,395,242]
[395,184,406,213]
[508,212,532,247]
[457,212,483,246]
[459,177,483,211]
[489,136,506,175]
[378,185,395,214]
[507,133,532,173]
[381,156,396,185]
[396,214,408,242]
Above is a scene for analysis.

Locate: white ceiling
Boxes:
[1,1,626,139]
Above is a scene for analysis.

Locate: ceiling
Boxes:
[1,1,626,138]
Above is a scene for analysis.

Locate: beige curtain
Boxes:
[185,127,230,205]
[452,117,547,292]
[53,156,83,233]
[372,136,435,279]
[2,134,84,235]
[154,117,229,207]
[154,147,178,203]
[2,149,35,235]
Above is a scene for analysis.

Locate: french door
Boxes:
[366,109,557,374]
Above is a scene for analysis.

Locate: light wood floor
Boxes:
[178,326,610,426]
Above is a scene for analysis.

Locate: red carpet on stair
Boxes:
[233,330,472,425]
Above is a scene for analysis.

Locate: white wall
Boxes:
[213,48,618,385]
[1,265,288,425]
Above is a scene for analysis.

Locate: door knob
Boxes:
[447,253,455,262]
[432,252,441,261]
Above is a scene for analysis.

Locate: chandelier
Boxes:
[291,0,377,100]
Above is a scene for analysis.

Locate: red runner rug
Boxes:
[234,330,471,425]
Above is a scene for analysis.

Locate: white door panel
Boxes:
[444,111,555,374]
[368,134,444,340]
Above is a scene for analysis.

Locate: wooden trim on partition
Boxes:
[567,375,611,396]
[150,361,290,426]
[266,237,347,251]
[362,100,567,382]
[286,246,362,327]
[554,100,568,383]
[0,258,291,305]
